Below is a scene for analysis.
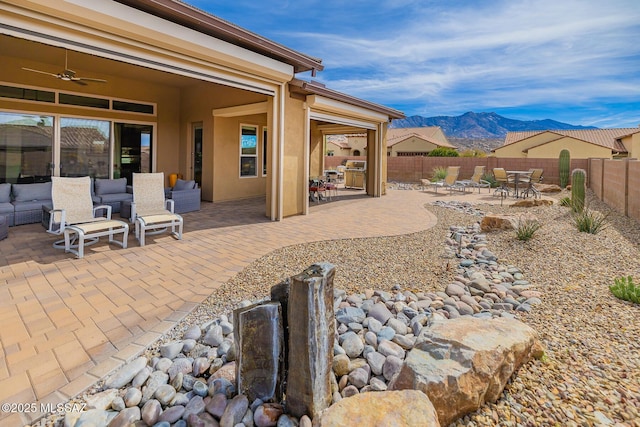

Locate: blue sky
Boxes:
[190,0,640,128]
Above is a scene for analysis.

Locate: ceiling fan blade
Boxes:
[22,67,59,78]
[77,77,108,83]
[71,79,88,86]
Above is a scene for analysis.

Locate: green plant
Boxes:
[427,147,459,157]
[559,149,570,188]
[460,149,487,157]
[610,276,640,303]
[573,207,609,234]
[571,169,586,213]
[559,196,572,207]
[431,166,447,182]
[515,219,542,241]
[482,173,498,188]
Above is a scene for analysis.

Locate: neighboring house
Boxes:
[326,127,454,157]
[0,0,404,220]
[386,127,454,156]
[494,128,640,159]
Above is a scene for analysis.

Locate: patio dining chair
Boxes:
[521,168,544,198]
[457,165,491,193]
[492,168,515,198]
[47,176,129,258]
[427,166,465,194]
[131,172,183,246]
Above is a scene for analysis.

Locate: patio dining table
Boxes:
[506,170,532,198]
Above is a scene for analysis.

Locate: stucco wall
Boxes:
[527,138,612,159]
[180,82,267,201]
[282,94,306,217]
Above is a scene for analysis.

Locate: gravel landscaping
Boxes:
[54,190,640,426]
[173,191,639,426]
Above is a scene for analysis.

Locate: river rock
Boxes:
[220,394,249,427]
[103,357,147,390]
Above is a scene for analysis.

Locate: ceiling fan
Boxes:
[22,50,107,86]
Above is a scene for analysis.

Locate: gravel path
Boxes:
[72,190,640,427]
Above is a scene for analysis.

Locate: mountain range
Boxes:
[390,111,597,152]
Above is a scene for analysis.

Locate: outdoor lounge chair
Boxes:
[425,166,465,193]
[457,165,491,193]
[131,172,183,246]
[47,176,129,258]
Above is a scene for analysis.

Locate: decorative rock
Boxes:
[480,212,538,232]
[141,371,169,405]
[203,325,225,347]
[314,390,440,427]
[253,402,283,427]
[377,340,405,359]
[340,332,364,358]
[160,341,184,359]
[85,388,118,410]
[205,392,228,418]
[183,395,206,419]
[111,396,125,411]
[367,302,393,325]
[158,405,185,423]
[347,367,369,389]
[193,380,208,397]
[131,366,153,388]
[141,399,162,426]
[155,384,177,406]
[220,394,249,427]
[335,306,366,325]
[103,357,148,390]
[123,387,142,408]
[366,351,386,376]
[389,317,540,426]
[106,406,141,427]
[183,325,202,340]
[382,355,403,381]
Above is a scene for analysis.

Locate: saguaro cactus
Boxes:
[571,168,586,213]
[559,149,570,188]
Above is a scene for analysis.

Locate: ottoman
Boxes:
[0,216,8,240]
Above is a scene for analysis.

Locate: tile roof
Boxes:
[386,127,455,148]
[503,128,640,153]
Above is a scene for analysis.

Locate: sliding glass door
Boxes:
[0,112,53,183]
[114,123,153,184]
[60,117,110,178]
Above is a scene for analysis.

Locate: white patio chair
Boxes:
[427,166,465,193]
[131,172,183,246]
[47,176,129,258]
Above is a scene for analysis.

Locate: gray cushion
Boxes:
[0,183,11,203]
[99,193,133,204]
[173,179,195,191]
[12,182,52,202]
[95,178,127,195]
[13,199,51,212]
[0,202,13,214]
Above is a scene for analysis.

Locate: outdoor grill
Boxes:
[344,160,366,189]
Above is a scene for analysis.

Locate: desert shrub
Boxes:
[431,166,447,181]
[573,208,609,234]
[460,149,487,157]
[428,147,459,157]
[559,197,572,207]
[482,173,498,188]
[515,219,541,241]
[610,276,640,303]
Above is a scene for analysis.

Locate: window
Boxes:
[262,127,268,176]
[0,85,55,103]
[113,100,154,114]
[240,124,258,177]
[60,118,110,178]
[0,112,53,183]
[59,93,109,109]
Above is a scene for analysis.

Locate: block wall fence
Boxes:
[325,155,640,222]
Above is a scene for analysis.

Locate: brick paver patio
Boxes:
[0,186,522,426]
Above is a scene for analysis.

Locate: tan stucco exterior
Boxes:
[388,136,440,156]
[0,0,402,220]
[525,137,613,159]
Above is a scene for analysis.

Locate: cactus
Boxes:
[559,149,570,188]
[571,168,586,213]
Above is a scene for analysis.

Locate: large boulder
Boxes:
[389,317,540,426]
[480,212,538,231]
[537,183,562,193]
[510,199,553,208]
[313,390,440,427]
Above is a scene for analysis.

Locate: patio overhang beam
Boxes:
[113,0,324,75]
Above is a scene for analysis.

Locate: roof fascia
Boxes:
[112,0,323,75]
